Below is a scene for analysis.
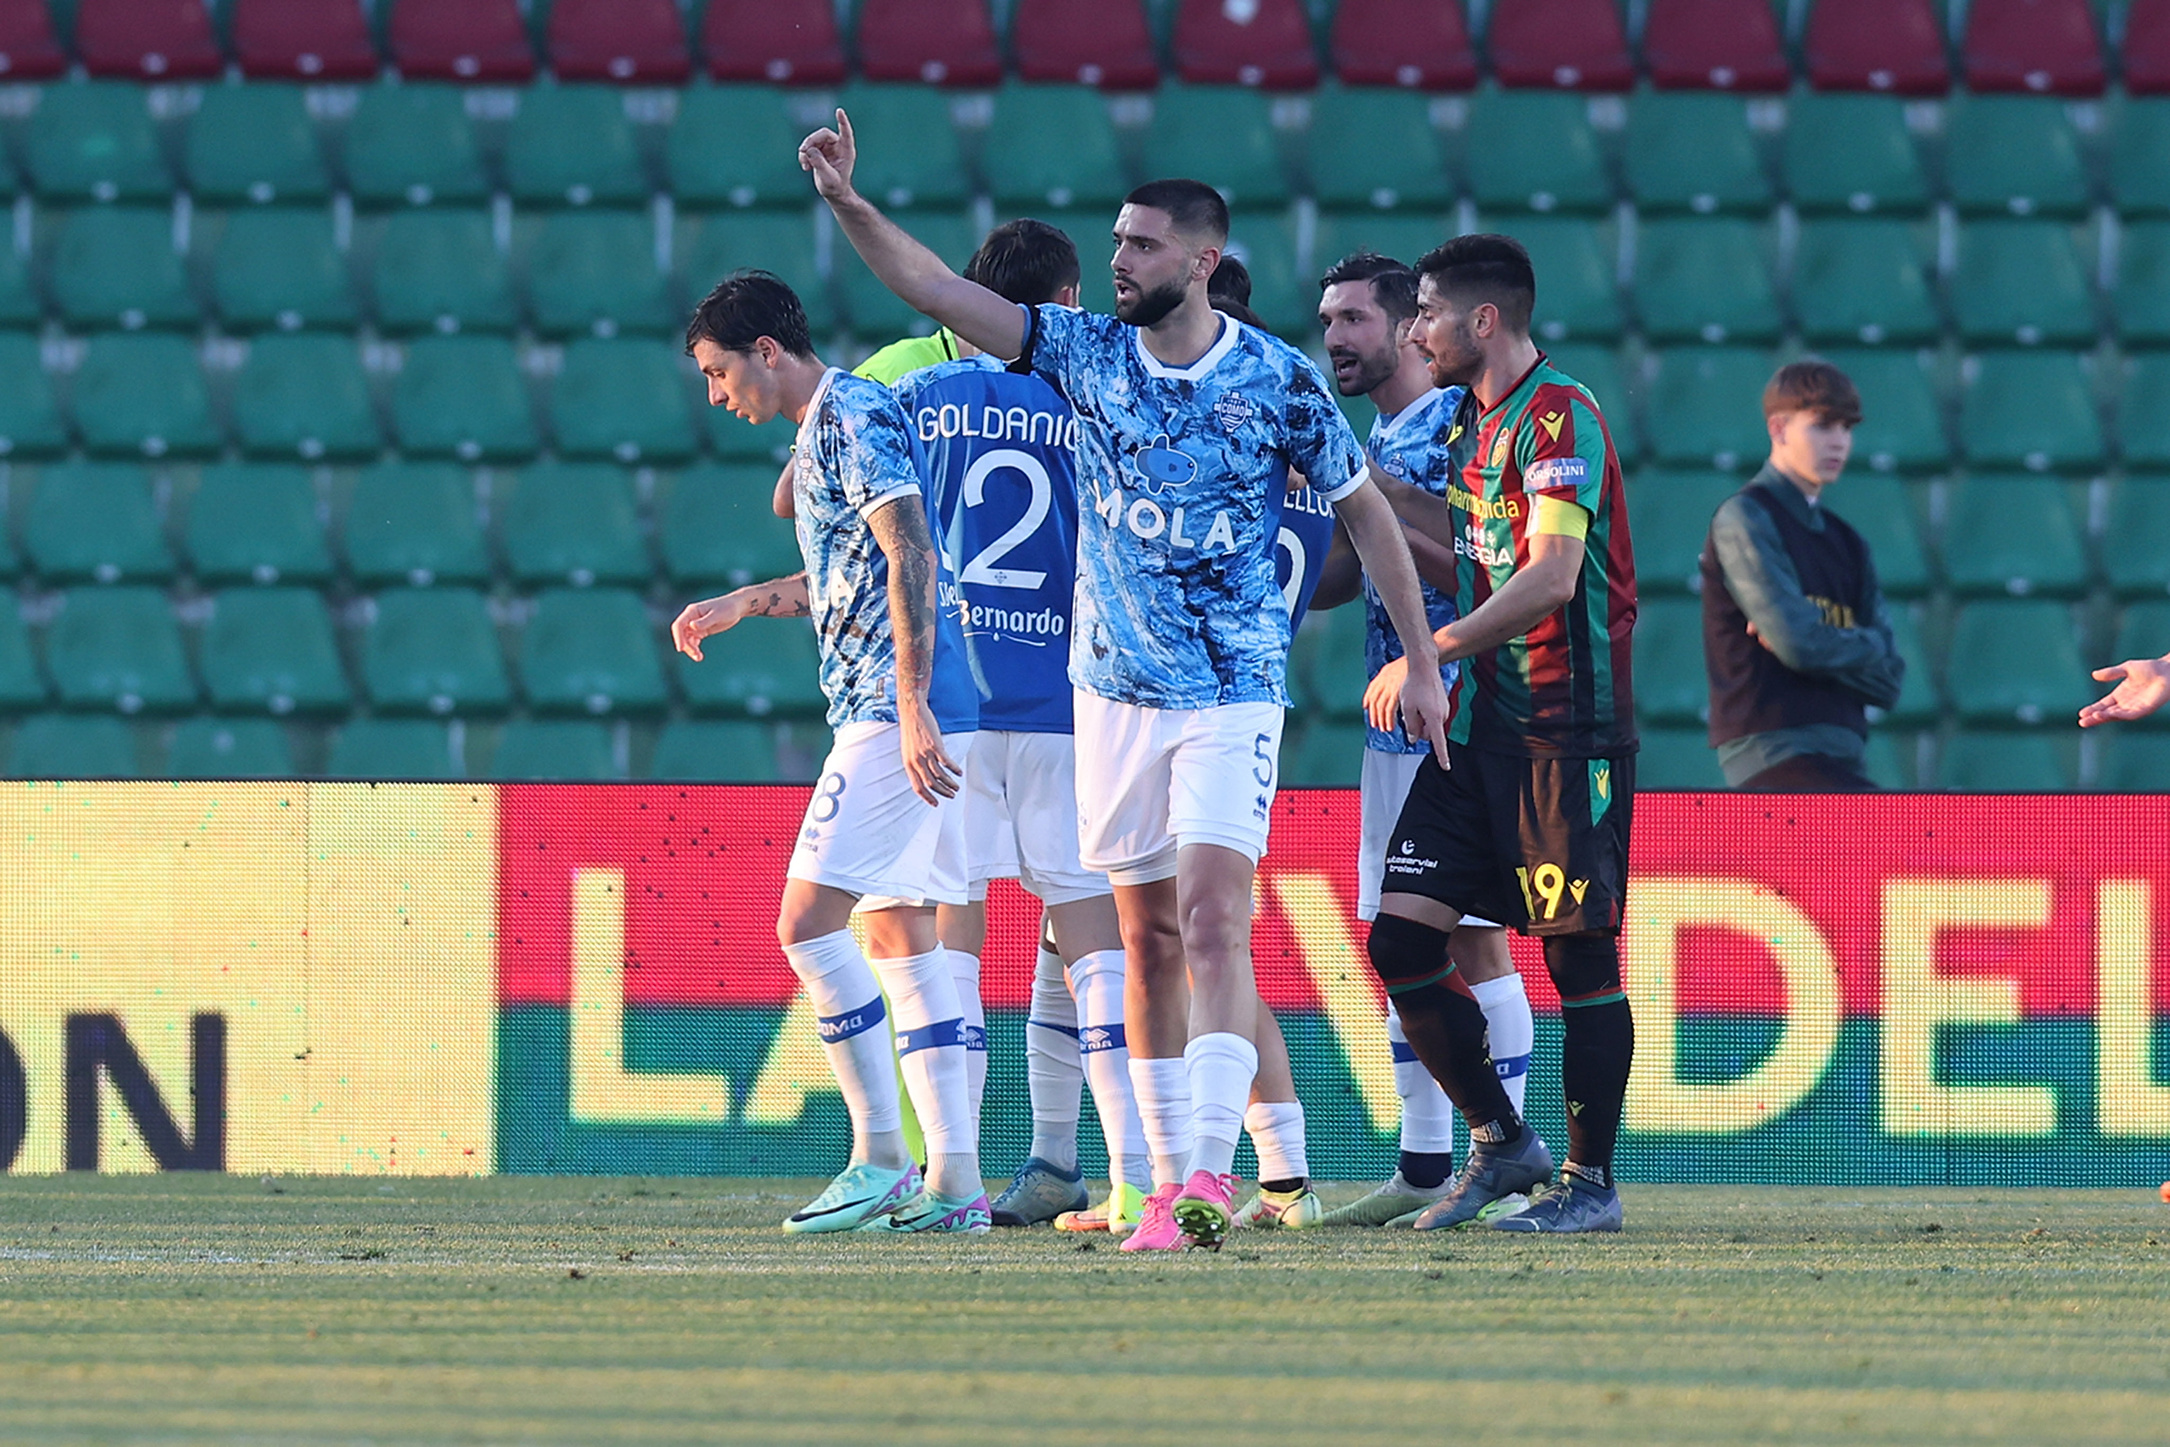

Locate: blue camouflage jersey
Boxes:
[1019,305,1368,710]
[1363,385,1468,754]
[890,355,1079,734]
[791,368,978,733]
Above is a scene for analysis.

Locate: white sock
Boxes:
[1387,1005,1456,1156]
[1128,1055,1192,1190]
[1471,972,1535,1115]
[873,947,977,1175]
[948,948,988,1136]
[783,929,902,1155]
[1243,1100,1308,1185]
[1069,947,1149,1194]
[1182,1032,1259,1180]
[1024,942,1082,1172]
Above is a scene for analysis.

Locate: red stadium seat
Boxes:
[548,0,690,84]
[1487,0,1634,90]
[2132,0,2170,94]
[1329,0,1476,89]
[1643,0,1791,91]
[1171,0,1319,89]
[701,0,846,85]
[1011,0,1160,88]
[389,0,535,82]
[858,0,1002,87]
[75,0,224,80]
[231,0,380,81]
[1962,0,2104,95]
[1804,0,1950,94]
[0,0,68,79]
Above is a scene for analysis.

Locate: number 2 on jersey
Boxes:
[948,448,1052,590]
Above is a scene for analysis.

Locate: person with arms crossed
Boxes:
[1702,360,1904,791]
[1304,251,1535,1227]
[1364,235,1639,1234]
[671,272,988,1235]
[798,111,1450,1252]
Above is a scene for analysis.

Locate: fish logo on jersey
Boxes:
[1132,434,1199,496]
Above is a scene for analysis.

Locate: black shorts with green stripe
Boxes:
[1380,740,1634,940]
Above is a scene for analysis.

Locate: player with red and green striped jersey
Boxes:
[1359,234,1639,1235]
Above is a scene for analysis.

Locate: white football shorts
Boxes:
[963,729,1109,906]
[1072,692,1285,886]
[785,721,977,909]
[1359,745,1499,929]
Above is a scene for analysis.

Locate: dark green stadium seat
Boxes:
[837,84,971,210]
[325,719,458,779]
[1783,94,1930,216]
[2113,221,2170,345]
[167,717,294,778]
[0,334,68,459]
[500,463,650,588]
[1957,351,2103,473]
[200,587,350,716]
[1283,722,1365,787]
[524,210,673,338]
[1313,212,1458,283]
[184,84,329,206]
[2119,347,2170,471]
[488,719,621,779]
[1623,469,1734,595]
[1817,348,1948,474]
[1949,221,2097,346]
[1643,348,1774,472]
[50,207,196,331]
[391,335,538,463]
[233,333,380,461]
[0,243,38,328]
[649,719,780,781]
[551,338,698,464]
[1632,598,1708,726]
[1791,219,1940,347]
[0,606,48,712]
[779,720,832,781]
[344,463,490,588]
[675,620,826,716]
[1305,85,1451,212]
[1225,210,1308,336]
[9,714,138,778]
[505,86,648,208]
[1292,604,1367,719]
[212,207,357,332]
[1490,216,1619,344]
[1829,473,1932,598]
[371,209,519,334]
[2103,479,2170,598]
[660,463,803,588]
[1465,90,1610,215]
[520,588,669,715]
[1623,92,1771,215]
[666,86,811,210]
[1633,218,1780,345]
[1141,86,1289,210]
[678,210,832,334]
[2114,602,2170,674]
[1938,475,2091,598]
[1862,729,1917,789]
[46,587,196,714]
[1936,730,2075,791]
[1945,96,2091,219]
[24,462,171,584]
[1946,601,2090,725]
[984,83,1130,212]
[2110,100,2170,217]
[27,83,170,202]
[2097,732,2170,790]
[345,85,491,208]
[1543,344,1642,460]
[837,209,975,340]
[1881,602,1938,725]
[705,408,798,465]
[362,588,511,715]
[1634,728,1724,789]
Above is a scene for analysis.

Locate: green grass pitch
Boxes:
[2,1177,2168,1444]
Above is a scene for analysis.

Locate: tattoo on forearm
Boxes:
[743,574,810,618]
[869,502,937,700]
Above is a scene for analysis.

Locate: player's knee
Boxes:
[1542,933,1622,1003]
[1117,911,1182,981]
[1366,913,1453,993]
[1177,887,1250,963]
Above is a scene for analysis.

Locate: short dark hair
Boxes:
[964,219,1082,306]
[1207,254,1252,306]
[1764,358,1864,426]
[685,270,814,358]
[1413,233,1536,336]
[1123,178,1230,245]
[1318,250,1418,323]
[1210,295,1265,329]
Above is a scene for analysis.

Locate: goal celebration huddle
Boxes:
[669,105,1639,1246]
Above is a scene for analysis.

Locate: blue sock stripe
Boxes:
[1389,1039,1419,1064]
[895,1018,968,1055]
[963,1023,987,1053]
[1493,1052,1531,1081]
[1027,1018,1081,1040]
[1079,1022,1128,1053]
[816,997,887,1044]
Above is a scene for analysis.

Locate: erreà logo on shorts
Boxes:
[1088,434,1242,553]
